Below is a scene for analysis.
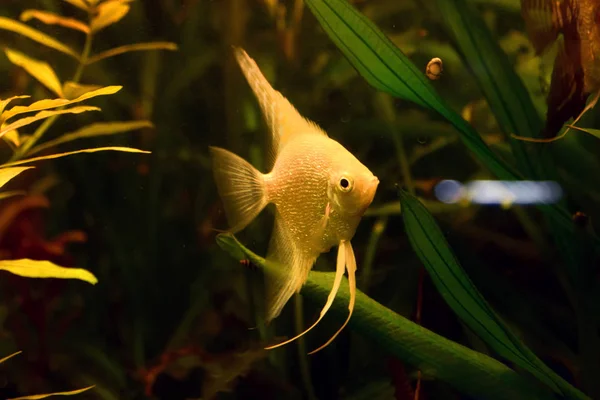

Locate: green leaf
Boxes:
[4,48,64,98]
[90,1,130,33]
[0,166,34,188]
[304,0,518,181]
[567,125,600,140]
[433,0,546,178]
[1,86,121,121]
[0,351,22,364]
[7,385,95,400]
[398,189,588,400]
[302,0,600,249]
[0,259,97,284]
[0,17,80,60]
[86,42,178,65]
[20,10,89,34]
[1,147,151,168]
[0,106,101,139]
[27,121,154,156]
[0,95,30,117]
[61,81,102,100]
[216,233,554,400]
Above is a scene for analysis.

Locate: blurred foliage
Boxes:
[0,0,596,399]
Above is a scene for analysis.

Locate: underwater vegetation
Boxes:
[0,0,598,399]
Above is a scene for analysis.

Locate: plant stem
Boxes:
[360,217,387,294]
[10,29,94,162]
[72,32,93,83]
[294,294,317,400]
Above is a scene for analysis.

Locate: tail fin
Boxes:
[209,146,268,233]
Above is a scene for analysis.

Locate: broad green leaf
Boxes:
[1,147,151,168]
[0,167,34,189]
[436,4,600,388]
[0,259,97,284]
[398,189,588,400]
[28,121,154,156]
[568,125,600,140]
[62,0,89,11]
[0,17,79,60]
[90,1,130,33]
[62,81,102,100]
[434,0,546,179]
[8,385,95,400]
[216,233,554,400]
[0,351,22,364]
[1,86,121,121]
[0,106,100,139]
[20,10,90,34]
[303,0,518,177]
[0,95,29,116]
[86,42,179,65]
[4,48,64,98]
[302,0,600,248]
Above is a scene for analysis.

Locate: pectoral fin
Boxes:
[264,238,346,350]
[309,240,357,354]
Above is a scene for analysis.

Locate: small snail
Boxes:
[426,57,443,80]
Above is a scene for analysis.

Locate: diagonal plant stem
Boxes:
[10,17,94,162]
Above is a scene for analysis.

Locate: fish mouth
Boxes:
[355,175,379,215]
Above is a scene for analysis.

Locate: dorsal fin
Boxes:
[232,47,326,168]
[521,0,565,55]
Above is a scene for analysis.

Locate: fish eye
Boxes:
[338,176,353,192]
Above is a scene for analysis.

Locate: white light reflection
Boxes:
[434,180,563,206]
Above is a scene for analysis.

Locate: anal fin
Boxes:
[264,211,316,323]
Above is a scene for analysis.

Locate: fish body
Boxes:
[210,47,378,352]
[521,0,600,137]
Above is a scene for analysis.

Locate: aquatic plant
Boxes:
[217,0,600,399]
[0,0,176,397]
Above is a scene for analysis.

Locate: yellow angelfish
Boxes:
[210,47,379,353]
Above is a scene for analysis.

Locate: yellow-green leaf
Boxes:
[0,351,22,364]
[0,95,29,116]
[62,0,90,11]
[0,191,26,201]
[2,146,151,168]
[0,259,97,284]
[0,17,79,60]
[28,121,154,156]
[90,1,130,33]
[567,125,600,140]
[7,385,95,400]
[0,106,100,138]
[1,86,121,121]
[62,81,102,100]
[20,10,89,34]
[86,42,178,65]
[0,167,34,189]
[2,129,20,147]
[4,48,64,98]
